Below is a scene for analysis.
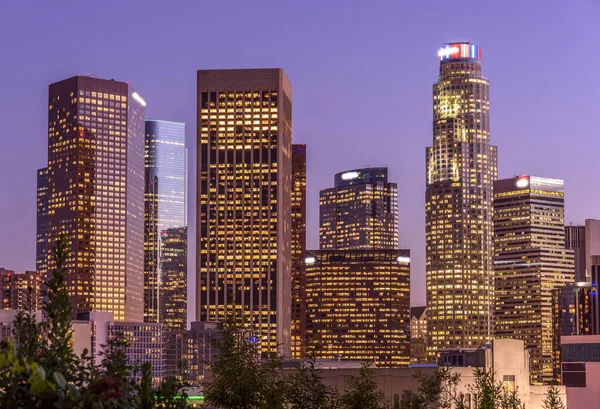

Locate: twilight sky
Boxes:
[1,0,599,309]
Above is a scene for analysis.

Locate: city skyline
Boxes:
[2,1,600,309]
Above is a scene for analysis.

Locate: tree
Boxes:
[12,287,43,360]
[340,362,385,409]
[399,389,426,409]
[39,234,79,381]
[468,368,525,409]
[541,385,565,409]
[397,367,461,409]
[286,353,340,409]
[417,367,461,408]
[1,235,194,408]
[155,375,191,409]
[203,315,286,409]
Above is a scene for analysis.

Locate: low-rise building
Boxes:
[561,335,600,407]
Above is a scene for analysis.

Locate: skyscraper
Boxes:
[494,175,574,384]
[304,249,411,367]
[196,69,292,355]
[565,225,586,282]
[45,75,146,321]
[426,43,497,355]
[36,167,48,275]
[320,167,398,250]
[144,120,188,330]
[291,144,307,359]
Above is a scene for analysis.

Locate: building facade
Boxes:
[565,225,586,282]
[410,306,428,364]
[561,335,600,407]
[291,144,307,359]
[316,339,564,409]
[320,167,398,250]
[165,321,221,385]
[43,76,146,321]
[36,168,48,276]
[106,321,165,386]
[304,249,410,367]
[0,269,42,311]
[425,43,497,356]
[565,219,600,283]
[196,69,292,355]
[494,175,574,384]
[144,119,188,330]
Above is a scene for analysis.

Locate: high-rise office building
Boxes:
[36,168,48,275]
[494,175,574,384]
[196,69,292,355]
[291,144,307,359]
[144,120,188,330]
[426,43,497,356]
[159,226,187,331]
[565,225,586,282]
[0,269,42,311]
[44,75,146,321]
[304,250,411,367]
[320,167,398,250]
[564,219,600,283]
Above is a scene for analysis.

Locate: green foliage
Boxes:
[286,353,340,409]
[468,368,525,409]
[202,315,287,409]
[397,367,460,409]
[0,236,191,409]
[155,376,190,409]
[40,234,77,381]
[541,385,565,409]
[340,362,385,409]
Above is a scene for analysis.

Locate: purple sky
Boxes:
[1,0,599,309]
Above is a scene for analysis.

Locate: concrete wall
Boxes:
[566,362,600,407]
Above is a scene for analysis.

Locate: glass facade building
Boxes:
[144,119,188,330]
[291,144,307,359]
[304,250,411,367]
[44,75,146,321]
[320,167,398,250]
[196,69,292,355]
[494,175,574,384]
[426,42,497,357]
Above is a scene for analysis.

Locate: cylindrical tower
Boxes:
[425,42,498,357]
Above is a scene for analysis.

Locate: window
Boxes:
[502,375,515,391]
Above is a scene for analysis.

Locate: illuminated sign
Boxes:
[132,91,146,107]
[341,171,360,180]
[438,43,482,61]
[516,177,529,188]
[397,256,411,264]
[305,256,316,264]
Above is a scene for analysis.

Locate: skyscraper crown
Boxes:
[438,42,482,61]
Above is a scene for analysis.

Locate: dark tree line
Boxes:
[0,236,190,409]
[203,317,567,409]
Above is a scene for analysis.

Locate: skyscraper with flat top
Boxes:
[45,75,146,321]
[304,249,411,367]
[320,167,398,250]
[426,43,498,357]
[196,69,292,355]
[494,175,574,384]
[144,119,188,330]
